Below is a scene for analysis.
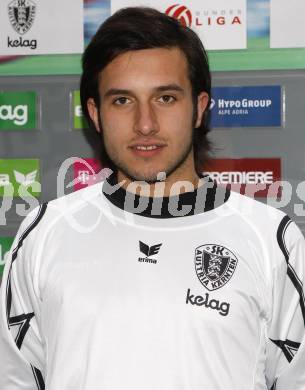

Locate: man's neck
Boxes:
[102,172,231,219]
[116,171,203,198]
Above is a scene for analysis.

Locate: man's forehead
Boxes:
[98,47,189,90]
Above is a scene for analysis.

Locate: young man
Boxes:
[1,7,305,390]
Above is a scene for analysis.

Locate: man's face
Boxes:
[87,47,208,185]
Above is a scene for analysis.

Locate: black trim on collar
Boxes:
[102,174,230,218]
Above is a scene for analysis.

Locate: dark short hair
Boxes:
[80,6,212,173]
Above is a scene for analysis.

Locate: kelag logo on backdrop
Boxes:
[0,237,14,275]
[7,0,37,49]
[1,0,83,55]
[210,86,282,127]
[72,91,88,130]
[0,91,37,130]
[0,159,41,197]
[205,158,281,198]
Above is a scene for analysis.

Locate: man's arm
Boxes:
[0,204,47,389]
[266,216,305,389]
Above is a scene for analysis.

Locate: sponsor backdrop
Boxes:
[72,90,88,130]
[1,3,305,276]
[111,0,247,51]
[210,86,282,128]
[0,159,40,197]
[0,91,38,130]
[205,158,281,198]
[1,0,305,75]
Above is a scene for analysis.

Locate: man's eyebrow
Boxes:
[154,84,185,93]
[103,89,132,98]
[103,84,185,98]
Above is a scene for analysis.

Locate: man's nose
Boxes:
[133,102,159,136]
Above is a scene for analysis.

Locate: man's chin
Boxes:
[127,173,165,184]
[118,167,167,185]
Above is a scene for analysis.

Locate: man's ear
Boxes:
[194,92,209,128]
[87,98,101,133]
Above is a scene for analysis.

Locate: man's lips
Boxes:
[129,143,166,157]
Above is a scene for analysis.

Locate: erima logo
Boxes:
[8,0,36,35]
[14,170,37,185]
[185,289,230,316]
[0,105,28,125]
[138,241,162,264]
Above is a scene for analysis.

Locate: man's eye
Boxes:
[113,97,131,105]
[158,95,176,104]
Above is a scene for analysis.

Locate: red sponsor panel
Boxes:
[73,158,101,191]
[204,158,281,198]
[72,157,281,198]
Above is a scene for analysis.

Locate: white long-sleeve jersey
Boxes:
[0,178,305,390]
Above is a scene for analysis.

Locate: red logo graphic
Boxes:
[204,158,281,198]
[165,4,192,27]
[73,158,101,191]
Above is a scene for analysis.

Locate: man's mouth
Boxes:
[134,145,158,151]
[129,143,165,156]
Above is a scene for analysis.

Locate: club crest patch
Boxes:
[194,244,238,291]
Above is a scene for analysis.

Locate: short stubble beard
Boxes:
[98,108,196,185]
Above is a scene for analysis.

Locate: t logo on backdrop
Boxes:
[111,0,247,50]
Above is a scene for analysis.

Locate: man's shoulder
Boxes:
[226,190,295,235]
[224,191,305,255]
[228,190,286,218]
[21,182,104,235]
[48,181,102,211]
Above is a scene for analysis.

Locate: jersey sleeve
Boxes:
[0,204,47,390]
[266,215,305,390]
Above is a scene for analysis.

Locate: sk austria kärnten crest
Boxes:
[194,244,238,291]
[8,0,36,35]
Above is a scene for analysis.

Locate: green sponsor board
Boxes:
[1,41,305,76]
[0,159,41,197]
[0,237,14,275]
[73,90,88,130]
[0,91,37,130]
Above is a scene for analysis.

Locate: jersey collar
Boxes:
[102,173,230,219]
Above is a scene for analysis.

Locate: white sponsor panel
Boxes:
[270,0,305,48]
[0,0,84,55]
[111,0,247,50]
